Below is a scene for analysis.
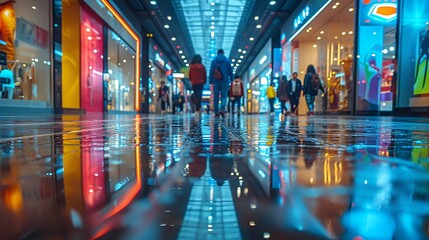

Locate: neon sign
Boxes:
[294,6,310,29]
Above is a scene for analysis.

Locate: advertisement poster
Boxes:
[414,28,429,95]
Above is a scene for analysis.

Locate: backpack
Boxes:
[231,81,242,96]
[213,62,224,80]
[312,73,321,91]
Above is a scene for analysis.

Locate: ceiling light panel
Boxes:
[180,0,246,68]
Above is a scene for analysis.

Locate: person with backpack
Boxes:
[303,64,324,115]
[209,49,234,117]
[229,76,244,115]
[189,54,207,115]
[289,72,303,116]
[276,75,290,116]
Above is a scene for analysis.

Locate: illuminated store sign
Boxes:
[155,53,165,66]
[360,1,397,25]
[293,6,310,29]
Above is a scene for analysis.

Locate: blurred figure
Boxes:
[209,49,234,117]
[172,92,185,114]
[189,54,207,115]
[289,72,303,116]
[210,157,234,186]
[229,75,244,115]
[277,75,291,116]
[266,83,276,114]
[303,65,324,115]
[158,81,169,114]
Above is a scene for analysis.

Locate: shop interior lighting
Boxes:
[254,16,259,20]
[256,24,262,28]
[171,37,176,41]
[289,0,332,42]
[100,0,141,111]
[349,8,354,12]
[349,31,353,34]
[250,37,254,41]
[242,50,246,54]
[150,1,157,5]
[320,31,324,34]
[32,6,36,10]
[269,1,276,5]
[164,24,169,28]
[317,36,321,40]
[167,16,172,20]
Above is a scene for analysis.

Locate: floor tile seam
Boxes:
[0,122,138,143]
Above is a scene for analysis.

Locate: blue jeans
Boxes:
[213,84,229,114]
[305,94,316,112]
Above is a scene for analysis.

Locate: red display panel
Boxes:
[81,9,104,112]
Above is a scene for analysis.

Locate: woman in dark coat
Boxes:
[302,65,324,115]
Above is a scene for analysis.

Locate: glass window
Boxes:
[356,0,397,112]
[0,0,51,105]
[397,0,429,108]
[107,30,136,111]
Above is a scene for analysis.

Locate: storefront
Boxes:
[59,0,140,113]
[246,40,273,114]
[280,0,356,115]
[356,0,397,113]
[148,41,173,113]
[0,0,52,112]
[396,0,429,115]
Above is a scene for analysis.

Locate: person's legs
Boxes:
[290,98,297,114]
[220,85,229,114]
[305,94,316,113]
[268,98,274,112]
[280,101,285,114]
[193,84,203,112]
[161,100,166,111]
[235,96,241,115]
[213,84,220,115]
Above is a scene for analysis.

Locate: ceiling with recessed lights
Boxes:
[118,0,300,76]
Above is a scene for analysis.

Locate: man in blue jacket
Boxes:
[209,49,234,117]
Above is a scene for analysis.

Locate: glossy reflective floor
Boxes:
[1,113,429,240]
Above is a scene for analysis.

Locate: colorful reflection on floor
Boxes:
[0,113,428,239]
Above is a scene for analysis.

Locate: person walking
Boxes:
[303,65,324,115]
[266,83,276,114]
[189,54,207,114]
[158,81,169,114]
[229,76,244,115]
[289,72,303,115]
[276,75,290,116]
[209,49,234,117]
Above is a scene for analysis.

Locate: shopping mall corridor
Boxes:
[0,113,429,240]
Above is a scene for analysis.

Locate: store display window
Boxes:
[357,0,397,112]
[280,0,355,114]
[106,30,136,111]
[0,0,51,105]
[397,0,429,109]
